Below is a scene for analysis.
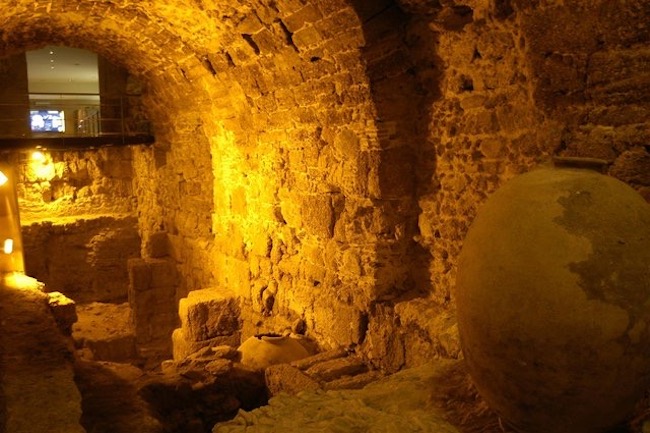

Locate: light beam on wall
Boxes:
[0,163,25,274]
[3,239,13,254]
[29,150,56,181]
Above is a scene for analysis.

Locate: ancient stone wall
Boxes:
[0,0,648,373]
[0,146,141,303]
[7,147,136,223]
[23,216,141,303]
[198,0,387,348]
[416,0,650,309]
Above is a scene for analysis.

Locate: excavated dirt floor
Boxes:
[72,302,137,364]
[2,280,650,433]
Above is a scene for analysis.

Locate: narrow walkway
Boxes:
[0,274,85,433]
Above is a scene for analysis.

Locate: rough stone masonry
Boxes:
[1,0,648,373]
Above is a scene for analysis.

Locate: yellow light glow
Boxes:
[2,272,44,291]
[31,151,46,162]
[0,170,7,186]
[28,150,56,181]
[3,239,13,254]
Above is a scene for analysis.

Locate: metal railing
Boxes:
[0,93,151,140]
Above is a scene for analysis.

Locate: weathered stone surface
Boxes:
[291,348,348,370]
[312,298,367,348]
[211,345,241,361]
[214,360,463,433]
[610,148,650,186]
[305,356,368,382]
[47,291,78,334]
[265,363,321,396]
[0,277,86,433]
[145,231,170,258]
[128,257,177,361]
[178,288,241,342]
[395,297,461,363]
[22,216,141,304]
[83,334,138,363]
[72,302,137,363]
[172,327,241,361]
[323,370,384,390]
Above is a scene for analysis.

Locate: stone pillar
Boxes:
[128,257,178,362]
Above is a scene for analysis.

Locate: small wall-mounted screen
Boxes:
[30,110,65,133]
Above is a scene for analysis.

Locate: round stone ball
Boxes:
[455,163,650,433]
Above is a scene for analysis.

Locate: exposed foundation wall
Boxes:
[23,216,141,303]
[1,147,142,303]
[13,147,136,222]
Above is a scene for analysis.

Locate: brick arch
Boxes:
[0,0,426,354]
[0,3,226,291]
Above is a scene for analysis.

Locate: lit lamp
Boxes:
[0,163,25,274]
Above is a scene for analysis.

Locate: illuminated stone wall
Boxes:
[4,147,141,303]
[0,0,648,373]
[13,147,136,223]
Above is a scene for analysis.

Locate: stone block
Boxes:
[283,4,324,33]
[134,311,178,345]
[292,26,322,49]
[145,231,169,258]
[334,129,360,159]
[178,288,241,341]
[148,258,177,288]
[212,345,241,361]
[128,257,177,291]
[172,327,241,361]
[236,13,264,34]
[129,285,176,315]
[291,348,348,370]
[313,298,366,347]
[301,194,334,239]
[323,370,383,391]
[128,258,151,292]
[265,364,321,397]
[47,291,78,334]
[588,49,650,104]
[394,298,461,361]
[610,149,650,186]
[305,357,367,382]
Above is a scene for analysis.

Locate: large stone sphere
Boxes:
[455,163,650,433]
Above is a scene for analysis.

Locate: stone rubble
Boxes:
[213,360,464,433]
